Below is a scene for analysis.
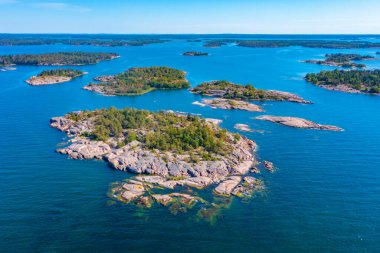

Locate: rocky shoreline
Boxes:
[302,60,365,68]
[190,81,312,104]
[318,84,363,94]
[26,73,86,86]
[193,98,263,112]
[50,110,271,218]
[256,115,343,131]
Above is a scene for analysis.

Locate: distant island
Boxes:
[84,66,190,96]
[303,53,374,68]
[305,69,380,94]
[256,115,343,131]
[203,39,380,49]
[0,52,119,66]
[187,39,202,43]
[26,69,85,86]
[183,51,208,56]
[191,80,312,104]
[0,38,166,47]
[51,108,265,213]
[204,41,228,48]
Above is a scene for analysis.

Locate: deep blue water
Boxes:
[1,36,380,252]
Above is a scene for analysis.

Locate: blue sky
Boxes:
[1,0,379,34]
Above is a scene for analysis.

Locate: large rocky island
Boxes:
[256,115,343,131]
[303,53,374,68]
[84,66,190,96]
[0,52,119,66]
[191,80,312,106]
[51,108,266,217]
[305,69,380,94]
[26,69,85,86]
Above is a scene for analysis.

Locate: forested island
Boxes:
[203,39,380,49]
[84,66,190,96]
[0,52,119,66]
[26,69,85,86]
[183,51,208,56]
[191,80,311,104]
[0,38,166,47]
[305,69,380,94]
[303,53,374,68]
[204,41,229,48]
[50,107,265,215]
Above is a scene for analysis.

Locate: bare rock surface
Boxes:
[51,109,269,218]
[234,124,254,132]
[214,176,242,196]
[201,98,263,112]
[51,113,258,183]
[256,115,343,131]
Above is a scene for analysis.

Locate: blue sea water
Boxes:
[1,35,380,252]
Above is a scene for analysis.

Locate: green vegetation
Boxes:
[192,80,279,100]
[204,41,229,48]
[325,53,374,63]
[70,107,234,158]
[86,67,190,95]
[37,69,84,78]
[305,70,380,94]
[0,52,118,66]
[305,53,374,68]
[183,51,208,56]
[0,38,166,47]
[203,39,380,49]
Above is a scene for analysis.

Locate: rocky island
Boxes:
[256,115,343,131]
[305,69,380,94]
[26,69,85,86]
[234,124,256,132]
[51,107,267,216]
[84,66,190,96]
[0,52,119,66]
[303,53,374,68]
[193,98,263,112]
[191,80,312,104]
[183,51,208,56]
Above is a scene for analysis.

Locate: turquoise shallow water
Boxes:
[1,36,380,252]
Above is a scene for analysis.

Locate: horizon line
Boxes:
[1,33,380,36]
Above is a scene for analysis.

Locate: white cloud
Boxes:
[33,2,92,12]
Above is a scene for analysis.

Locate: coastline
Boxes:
[26,72,87,86]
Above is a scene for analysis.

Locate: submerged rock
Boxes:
[152,194,173,206]
[120,182,146,203]
[231,176,264,198]
[263,161,275,172]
